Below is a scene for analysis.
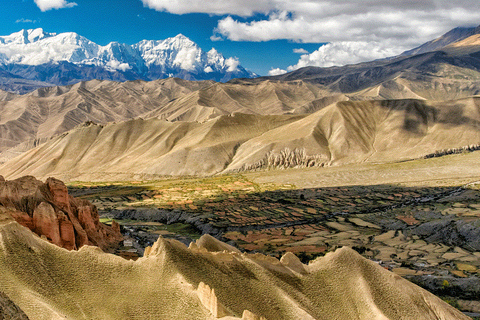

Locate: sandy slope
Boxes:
[0,114,305,179]
[0,78,335,159]
[1,97,478,180]
[0,213,470,320]
[0,78,213,153]
[227,97,480,171]
[0,290,29,319]
[442,33,480,55]
[143,80,333,122]
[0,89,17,102]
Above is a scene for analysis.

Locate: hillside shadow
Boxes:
[67,184,151,200]
[378,98,480,134]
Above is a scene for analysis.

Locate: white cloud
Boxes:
[34,0,77,11]
[225,57,240,72]
[172,46,199,71]
[204,66,213,73]
[210,34,223,42]
[287,41,400,70]
[142,0,480,69]
[142,0,480,45]
[15,18,38,23]
[213,8,479,46]
[293,48,308,54]
[268,68,287,76]
[141,0,272,16]
[106,60,132,72]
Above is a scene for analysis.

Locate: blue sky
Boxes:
[1,0,479,76]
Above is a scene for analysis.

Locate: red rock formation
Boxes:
[0,175,122,252]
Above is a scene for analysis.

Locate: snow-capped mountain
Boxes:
[0,29,256,92]
[0,29,99,65]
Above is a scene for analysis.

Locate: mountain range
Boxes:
[0,29,255,93]
[0,25,480,180]
[1,25,480,94]
[244,25,480,101]
[399,25,480,57]
[2,96,480,181]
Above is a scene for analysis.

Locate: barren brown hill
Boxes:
[0,78,343,160]
[244,47,480,102]
[1,97,479,181]
[0,78,213,154]
[0,89,17,102]
[0,175,122,251]
[0,215,469,319]
[399,25,480,57]
[0,113,305,180]
[442,33,480,55]
[2,26,480,164]
[227,97,480,172]
[144,80,342,122]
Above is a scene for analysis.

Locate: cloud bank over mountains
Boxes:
[142,0,480,72]
[269,41,401,75]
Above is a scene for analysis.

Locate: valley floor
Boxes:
[67,151,480,317]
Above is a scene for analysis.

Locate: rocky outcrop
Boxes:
[196,281,268,320]
[0,175,122,251]
[241,310,267,320]
[197,282,231,318]
[280,252,307,274]
[0,224,472,320]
